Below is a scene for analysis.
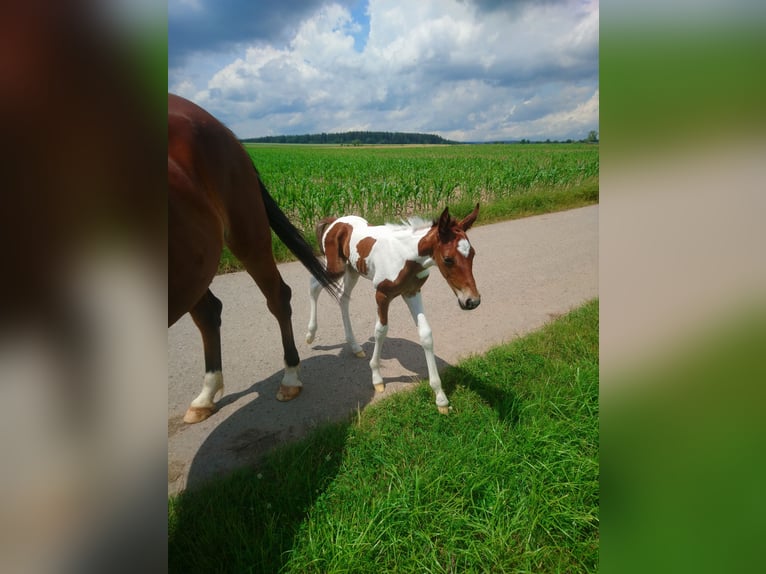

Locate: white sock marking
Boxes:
[281,364,302,388]
[190,371,224,408]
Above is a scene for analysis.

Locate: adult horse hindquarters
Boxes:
[169,94,337,424]
[306,206,481,414]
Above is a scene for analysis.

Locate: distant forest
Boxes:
[241,131,457,145]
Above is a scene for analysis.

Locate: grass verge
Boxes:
[169,299,599,572]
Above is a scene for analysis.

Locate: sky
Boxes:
[168,0,599,142]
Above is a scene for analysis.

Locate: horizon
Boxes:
[238,129,599,145]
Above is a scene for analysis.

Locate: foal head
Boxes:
[430,204,481,310]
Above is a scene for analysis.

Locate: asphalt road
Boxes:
[168,205,598,495]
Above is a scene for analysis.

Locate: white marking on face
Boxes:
[457,238,471,258]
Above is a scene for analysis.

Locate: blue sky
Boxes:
[169,0,599,142]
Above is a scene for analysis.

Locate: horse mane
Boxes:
[383,216,435,233]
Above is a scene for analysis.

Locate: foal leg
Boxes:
[369,292,390,393]
[240,253,303,402]
[305,275,322,345]
[185,289,225,423]
[339,268,365,358]
[403,292,449,414]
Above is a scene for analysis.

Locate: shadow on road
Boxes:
[178,336,450,492]
[169,339,495,573]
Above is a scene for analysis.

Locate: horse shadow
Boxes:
[170,337,454,571]
[169,337,524,573]
[440,363,522,426]
[180,336,449,493]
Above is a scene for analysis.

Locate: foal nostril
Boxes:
[463,297,481,310]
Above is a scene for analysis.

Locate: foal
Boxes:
[306,205,481,413]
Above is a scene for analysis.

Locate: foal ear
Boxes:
[459,203,480,231]
[437,207,453,240]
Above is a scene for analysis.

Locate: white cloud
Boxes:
[503,88,600,141]
[174,0,203,11]
[172,0,599,141]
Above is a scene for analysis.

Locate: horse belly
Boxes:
[168,186,224,325]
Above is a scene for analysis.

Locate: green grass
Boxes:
[602,306,766,573]
[169,299,599,573]
[601,24,766,157]
[218,143,598,272]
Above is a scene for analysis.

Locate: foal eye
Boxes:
[443,256,455,267]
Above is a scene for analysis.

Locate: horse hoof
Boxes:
[374,383,385,393]
[437,405,450,415]
[306,333,315,344]
[183,406,215,424]
[276,385,302,402]
[354,350,366,358]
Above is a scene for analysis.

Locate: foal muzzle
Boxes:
[458,295,481,310]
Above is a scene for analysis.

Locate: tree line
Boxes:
[241,130,598,145]
[241,131,457,145]
[517,130,599,144]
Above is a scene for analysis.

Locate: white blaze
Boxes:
[457,238,471,258]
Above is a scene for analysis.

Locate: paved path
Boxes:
[168,205,598,495]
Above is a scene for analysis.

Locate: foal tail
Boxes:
[258,177,339,299]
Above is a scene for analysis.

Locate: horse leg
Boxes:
[185,289,225,423]
[369,291,390,393]
[240,253,303,402]
[339,268,365,358]
[305,275,323,344]
[403,292,449,414]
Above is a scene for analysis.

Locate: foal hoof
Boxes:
[276,384,302,402]
[306,333,315,344]
[354,350,366,358]
[437,405,450,415]
[183,406,216,424]
[374,383,385,394]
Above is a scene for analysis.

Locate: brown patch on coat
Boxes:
[315,217,337,255]
[374,260,430,325]
[377,260,429,299]
[417,226,438,256]
[355,236,376,275]
[322,221,354,278]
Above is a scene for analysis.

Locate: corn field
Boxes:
[245,143,599,229]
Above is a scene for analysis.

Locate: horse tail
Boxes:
[258,176,339,299]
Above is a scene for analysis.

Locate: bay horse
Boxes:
[169,94,337,424]
[305,205,481,414]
